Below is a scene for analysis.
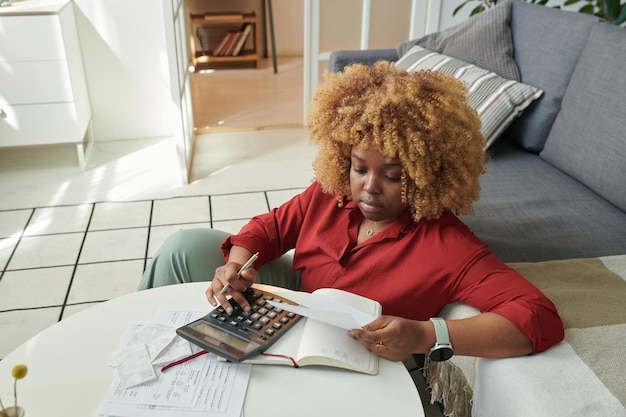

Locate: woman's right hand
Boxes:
[206,249,258,313]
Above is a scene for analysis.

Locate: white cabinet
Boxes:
[0,0,93,169]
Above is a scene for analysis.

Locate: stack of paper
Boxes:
[99,306,251,417]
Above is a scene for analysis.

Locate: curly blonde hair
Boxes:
[307,61,486,221]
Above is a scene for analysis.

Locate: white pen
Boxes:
[220,252,259,295]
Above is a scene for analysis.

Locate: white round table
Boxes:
[0,283,424,417]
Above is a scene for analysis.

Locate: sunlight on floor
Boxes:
[189,128,315,188]
[0,128,316,211]
[0,139,183,209]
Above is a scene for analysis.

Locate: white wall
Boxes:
[316,0,472,55]
[73,0,173,142]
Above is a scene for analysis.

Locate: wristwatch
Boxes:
[429,318,454,362]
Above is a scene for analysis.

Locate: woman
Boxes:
[139,62,564,362]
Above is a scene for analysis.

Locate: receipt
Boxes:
[108,321,194,389]
[108,322,192,366]
[116,343,157,389]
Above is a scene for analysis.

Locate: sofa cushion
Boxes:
[395,46,542,148]
[460,141,626,263]
[540,23,626,212]
[396,0,519,81]
[328,48,399,74]
[503,1,601,152]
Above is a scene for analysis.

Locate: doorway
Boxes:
[184,0,304,133]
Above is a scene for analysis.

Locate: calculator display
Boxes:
[192,322,257,353]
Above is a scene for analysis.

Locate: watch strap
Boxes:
[430,317,451,346]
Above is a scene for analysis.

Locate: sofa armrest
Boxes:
[328,48,399,73]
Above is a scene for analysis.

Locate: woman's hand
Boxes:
[348,316,432,361]
[205,247,258,314]
[348,313,534,361]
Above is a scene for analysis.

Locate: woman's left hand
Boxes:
[347,315,430,361]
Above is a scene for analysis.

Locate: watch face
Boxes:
[429,347,453,362]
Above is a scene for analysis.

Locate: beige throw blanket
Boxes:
[425,254,626,417]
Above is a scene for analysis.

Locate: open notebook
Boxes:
[239,288,382,375]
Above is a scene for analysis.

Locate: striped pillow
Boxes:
[396,46,542,148]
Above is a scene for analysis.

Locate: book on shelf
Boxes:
[237,287,382,375]
[221,30,242,56]
[212,31,234,56]
[231,23,253,56]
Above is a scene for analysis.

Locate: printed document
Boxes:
[99,306,251,417]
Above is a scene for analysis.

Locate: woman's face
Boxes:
[349,146,406,223]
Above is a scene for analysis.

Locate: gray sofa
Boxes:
[329,0,626,264]
[329,2,626,416]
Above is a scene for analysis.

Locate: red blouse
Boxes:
[222,182,564,353]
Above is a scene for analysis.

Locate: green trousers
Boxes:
[138,228,301,291]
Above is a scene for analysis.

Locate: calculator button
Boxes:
[267,311,277,319]
[279,317,290,324]
[258,307,268,315]
[251,322,263,330]
[272,322,283,330]
[259,317,270,326]
[264,328,276,336]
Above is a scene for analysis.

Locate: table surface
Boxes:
[0,283,424,417]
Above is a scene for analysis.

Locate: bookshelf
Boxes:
[190,12,261,70]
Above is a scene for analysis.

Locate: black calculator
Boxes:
[176,286,302,362]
